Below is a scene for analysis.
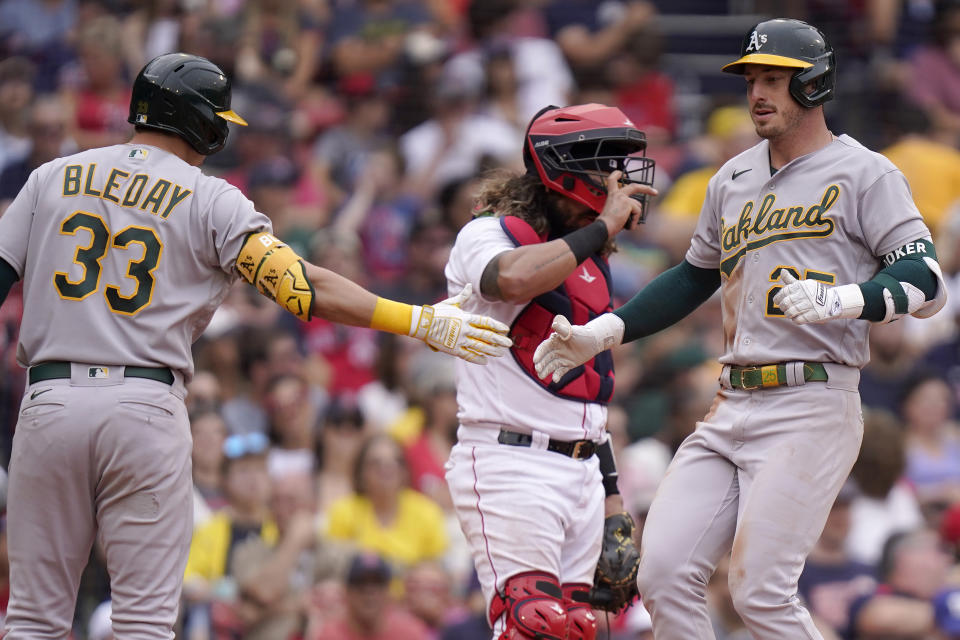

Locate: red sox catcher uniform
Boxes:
[534,20,947,640]
[0,53,510,640]
[444,104,657,640]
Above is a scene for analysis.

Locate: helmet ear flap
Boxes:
[524,104,561,174]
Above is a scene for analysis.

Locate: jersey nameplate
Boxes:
[720,184,838,276]
[62,163,192,220]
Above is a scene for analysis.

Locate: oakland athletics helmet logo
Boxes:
[745,31,768,52]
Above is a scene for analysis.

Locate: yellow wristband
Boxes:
[370,297,415,336]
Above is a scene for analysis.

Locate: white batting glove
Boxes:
[411,284,513,365]
[773,271,864,324]
[533,313,625,383]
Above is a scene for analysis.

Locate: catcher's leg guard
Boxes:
[490,572,567,640]
[562,583,598,640]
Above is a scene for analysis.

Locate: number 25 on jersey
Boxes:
[765,265,835,317]
[53,210,162,315]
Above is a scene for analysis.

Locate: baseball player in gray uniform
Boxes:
[0,53,510,640]
[533,19,947,640]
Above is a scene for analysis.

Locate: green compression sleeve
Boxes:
[858,255,938,321]
[614,259,720,344]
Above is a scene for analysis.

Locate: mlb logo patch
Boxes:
[88,367,109,379]
[135,114,148,124]
[128,148,149,160]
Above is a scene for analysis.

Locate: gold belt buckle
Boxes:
[571,441,585,458]
[736,366,761,390]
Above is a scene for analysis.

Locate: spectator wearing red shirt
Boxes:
[309,552,429,640]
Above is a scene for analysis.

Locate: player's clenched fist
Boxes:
[533,313,625,382]
[773,270,864,324]
[411,284,512,364]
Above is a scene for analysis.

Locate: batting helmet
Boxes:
[128,53,247,155]
[721,18,836,108]
[523,104,656,224]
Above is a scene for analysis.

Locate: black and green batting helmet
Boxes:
[128,53,247,155]
[722,18,836,108]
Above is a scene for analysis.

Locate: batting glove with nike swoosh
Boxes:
[533,313,625,382]
[410,284,513,365]
[773,271,864,324]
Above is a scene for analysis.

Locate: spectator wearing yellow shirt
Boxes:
[325,433,448,567]
[881,100,960,236]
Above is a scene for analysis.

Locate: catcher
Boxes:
[443,104,654,640]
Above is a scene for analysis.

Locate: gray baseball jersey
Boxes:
[0,142,271,379]
[685,134,931,368]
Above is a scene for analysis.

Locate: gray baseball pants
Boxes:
[637,365,863,639]
[4,365,193,639]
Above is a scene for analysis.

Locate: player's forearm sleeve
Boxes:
[858,240,940,322]
[614,259,720,344]
[0,257,19,307]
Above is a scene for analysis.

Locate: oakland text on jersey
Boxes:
[61,163,192,220]
[720,184,839,276]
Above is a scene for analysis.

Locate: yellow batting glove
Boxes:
[410,284,512,364]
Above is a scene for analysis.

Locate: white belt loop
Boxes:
[530,431,550,450]
[785,362,806,386]
[719,365,732,389]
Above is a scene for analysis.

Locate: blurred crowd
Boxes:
[2,0,960,638]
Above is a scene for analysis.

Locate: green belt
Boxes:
[29,361,174,386]
[728,362,828,390]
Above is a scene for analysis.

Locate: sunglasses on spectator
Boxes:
[223,432,269,459]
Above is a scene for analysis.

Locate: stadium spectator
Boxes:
[230,468,349,640]
[0,95,72,212]
[308,551,429,640]
[904,0,960,147]
[190,409,229,529]
[325,433,448,567]
[58,15,131,151]
[847,409,925,566]
[900,373,960,524]
[0,57,34,175]
[848,528,960,639]
[798,482,878,637]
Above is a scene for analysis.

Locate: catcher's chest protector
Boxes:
[500,216,615,403]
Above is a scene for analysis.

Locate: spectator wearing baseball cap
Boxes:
[308,551,429,640]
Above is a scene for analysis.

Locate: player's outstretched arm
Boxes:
[306,263,511,364]
[534,259,719,382]
[773,238,945,324]
[232,230,510,364]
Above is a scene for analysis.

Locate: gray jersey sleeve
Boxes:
[685,175,722,269]
[0,167,40,276]
[204,184,272,276]
[858,169,931,255]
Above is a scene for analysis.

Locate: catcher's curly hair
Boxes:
[473,169,617,256]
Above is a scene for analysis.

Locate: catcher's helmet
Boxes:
[523,104,656,224]
[128,53,247,155]
[721,18,835,108]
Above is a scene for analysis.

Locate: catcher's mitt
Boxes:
[589,511,641,613]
